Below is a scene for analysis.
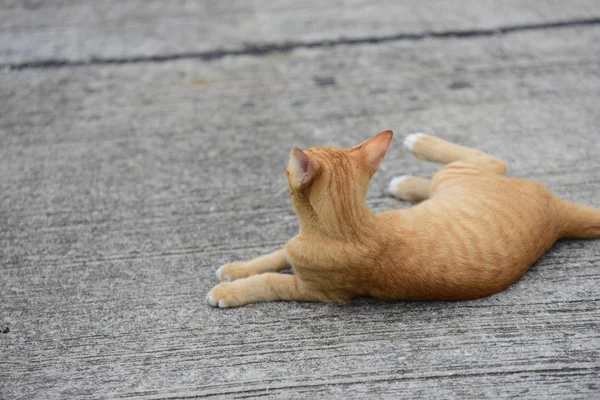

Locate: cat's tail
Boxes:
[558,200,600,239]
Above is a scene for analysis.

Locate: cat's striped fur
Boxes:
[208,131,600,307]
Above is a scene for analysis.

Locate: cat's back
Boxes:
[374,174,561,300]
[401,173,558,236]
[383,173,557,228]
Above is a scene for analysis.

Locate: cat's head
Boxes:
[286,130,393,233]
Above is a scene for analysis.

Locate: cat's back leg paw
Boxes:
[403,133,427,152]
[389,175,432,202]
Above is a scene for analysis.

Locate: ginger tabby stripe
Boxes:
[208,131,600,308]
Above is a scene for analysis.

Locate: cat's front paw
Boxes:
[215,262,250,282]
[206,282,245,308]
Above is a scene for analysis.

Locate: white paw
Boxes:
[215,265,224,280]
[206,292,230,308]
[215,265,231,282]
[206,293,217,307]
[403,133,426,151]
[388,175,408,195]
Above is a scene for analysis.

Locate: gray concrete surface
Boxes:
[2,0,600,65]
[1,2,600,399]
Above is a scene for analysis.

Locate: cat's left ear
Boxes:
[288,148,319,188]
[353,130,393,173]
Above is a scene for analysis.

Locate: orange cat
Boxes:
[207,131,600,307]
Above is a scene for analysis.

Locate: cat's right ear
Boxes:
[288,148,318,188]
[351,130,393,174]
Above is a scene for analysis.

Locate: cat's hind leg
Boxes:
[216,249,290,282]
[388,175,432,202]
[404,133,507,175]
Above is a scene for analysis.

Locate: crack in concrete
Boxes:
[3,17,600,70]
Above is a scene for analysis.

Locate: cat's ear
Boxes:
[353,130,393,172]
[288,148,319,187]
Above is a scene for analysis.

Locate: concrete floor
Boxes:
[1,1,600,398]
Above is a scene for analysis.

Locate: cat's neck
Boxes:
[293,192,376,240]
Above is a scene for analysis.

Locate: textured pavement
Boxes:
[1,2,600,398]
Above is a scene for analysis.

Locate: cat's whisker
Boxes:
[324,128,340,147]
[268,186,289,208]
[261,180,287,192]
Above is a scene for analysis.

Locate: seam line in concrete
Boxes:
[3,17,600,71]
